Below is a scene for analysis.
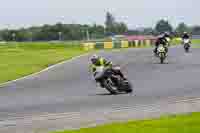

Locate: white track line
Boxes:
[0,47,158,87]
[0,53,90,87]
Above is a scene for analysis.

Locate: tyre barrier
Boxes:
[82,40,155,51]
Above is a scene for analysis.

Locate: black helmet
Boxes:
[164,32,170,36]
[158,34,165,39]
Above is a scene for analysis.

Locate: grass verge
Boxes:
[191,43,200,48]
[172,39,200,48]
[53,112,200,133]
[191,39,200,45]
[0,42,88,84]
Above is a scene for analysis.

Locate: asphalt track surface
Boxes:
[1,47,200,133]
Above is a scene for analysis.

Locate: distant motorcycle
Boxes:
[93,66,133,95]
[183,39,191,53]
[157,44,167,64]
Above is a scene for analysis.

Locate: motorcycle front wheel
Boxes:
[159,52,166,64]
[184,44,190,53]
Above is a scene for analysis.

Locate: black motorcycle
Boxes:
[94,66,133,95]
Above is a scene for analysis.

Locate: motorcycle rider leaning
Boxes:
[90,54,126,87]
[154,34,169,55]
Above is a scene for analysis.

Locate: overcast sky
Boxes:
[0,0,199,29]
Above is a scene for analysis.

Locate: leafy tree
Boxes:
[105,12,116,34]
[141,28,155,35]
[90,24,105,39]
[105,12,128,35]
[125,30,140,35]
[116,22,128,34]
[155,19,173,34]
[176,23,189,35]
[191,26,200,35]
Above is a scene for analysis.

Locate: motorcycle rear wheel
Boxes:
[103,79,118,95]
[120,81,133,93]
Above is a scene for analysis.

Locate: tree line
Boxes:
[127,20,200,37]
[0,12,200,41]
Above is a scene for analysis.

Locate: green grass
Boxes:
[191,40,200,48]
[191,39,200,45]
[171,38,181,45]
[0,42,88,84]
[172,39,200,48]
[0,41,158,84]
[53,112,200,133]
[1,39,199,84]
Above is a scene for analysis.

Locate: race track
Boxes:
[1,47,200,133]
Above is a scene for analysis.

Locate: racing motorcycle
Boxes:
[183,39,191,53]
[157,44,167,64]
[93,66,133,95]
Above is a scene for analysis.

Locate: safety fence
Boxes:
[82,40,155,51]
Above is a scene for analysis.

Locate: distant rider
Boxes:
[182,32,190,40]
[181,32,191,47]
[90,54,126,87]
